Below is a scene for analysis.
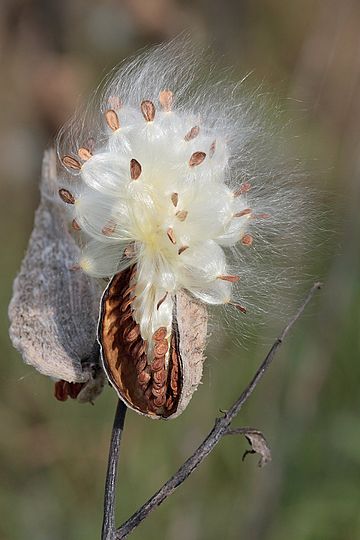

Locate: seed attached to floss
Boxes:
[218,274,240,283]
[175,210,188,222]
[102,221,116,236]
[234,208,252,218]
[71,218,81,231]
[59,188,75,205]
[78,147,92,161]
[141,100,156,122]
[241,234,253,246]
[167,227,176,244]
[184,126,200,141]
[130,158,142,180]
[233,182,251,197]
[62,155,81,170]
[159,90,173,112]
[171,192,179,207]
[178,245,189,255]
[189,151,206,167]
[105,109,120,131]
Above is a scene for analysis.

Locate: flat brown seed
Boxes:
[189,151,206,167]
[171,192,178,207]
[218,274,240,283]
[141,100,155,122]
[154,394,167,408]
[232,302,247,314]
[136,356,147,373]
[62,155,81,170]
[176,210,188,222]
[234,208,252,218]
[167,227,176,244]
[241,234,253,246]
[71,218,81,231]
[124,244,135,259]
[151,356,165,372]
[209,140,216,157]
[154,341,168,357]
[153,370,167,385]
[184,126,200,141]
[233,182,251,197]
[178,245,189,255]
[130,159,142,180]
[156,292,168,311]
[59,189,75,205]
[126,324,140,342]
[102,221,116,236]
[105,109,120,131]
[153,327,167,341]
[78,147,92,161]
[159,90,173,112]
[138,371,150,385]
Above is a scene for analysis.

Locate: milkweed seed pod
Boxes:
[54,39,310,417]
[8,150,105,404]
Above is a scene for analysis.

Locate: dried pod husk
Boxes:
[8,150,104,402]
[98,266,208,419]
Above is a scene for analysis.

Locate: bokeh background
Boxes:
[1,1,360,539]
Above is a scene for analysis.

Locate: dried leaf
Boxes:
[8,150,102,388]
[227,427,272,467]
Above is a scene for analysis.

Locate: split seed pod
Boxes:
[99,267,207,418]
[8,150,105,404]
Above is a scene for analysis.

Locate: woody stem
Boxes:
[101,399,127,540]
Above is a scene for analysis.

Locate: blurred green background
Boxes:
[1,1,360,539]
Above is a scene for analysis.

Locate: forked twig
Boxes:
[101,282,321,539]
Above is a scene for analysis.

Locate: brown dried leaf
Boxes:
[8,149,102,385]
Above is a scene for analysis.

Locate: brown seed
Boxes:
[231,302,247,314]
[233,182,251,197]
[171,192,178,207]
[241,234,253,246]
[153,394,167,408]
[126,324,140,342]
[105,109,120,131]
[78,147,92,161]
[121,296,134,312]
[123,284,136,298]
[159,90,173,112]
[153,327,167,341]
[176,210,188,222]
[153,370,167,385]
[151,356,164,372]
[71,218,81,231]
[156,292,168,311]
[136,356,147,373]
[62,155,81,170]
[59,188,75,205]
[167,227,176,244]
[141,100,155,122]
[234,208,252,218]
[189,151,206,167]
[184,126,200,141]
[253,213,271,219]
[154,340,168,357]
[138,371,150,385]
[165,396,174,410]
[209,140,216,158]
[102,221,116,236]
[152,385,166,398]
[178,245,189,255]
[124,243,135,259]
[130,158,142,180]
[218,274,240,283]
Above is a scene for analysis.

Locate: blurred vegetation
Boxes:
[1,1,360,539]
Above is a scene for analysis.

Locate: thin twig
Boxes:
[102,399,127,540]
[112,282,321,539]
